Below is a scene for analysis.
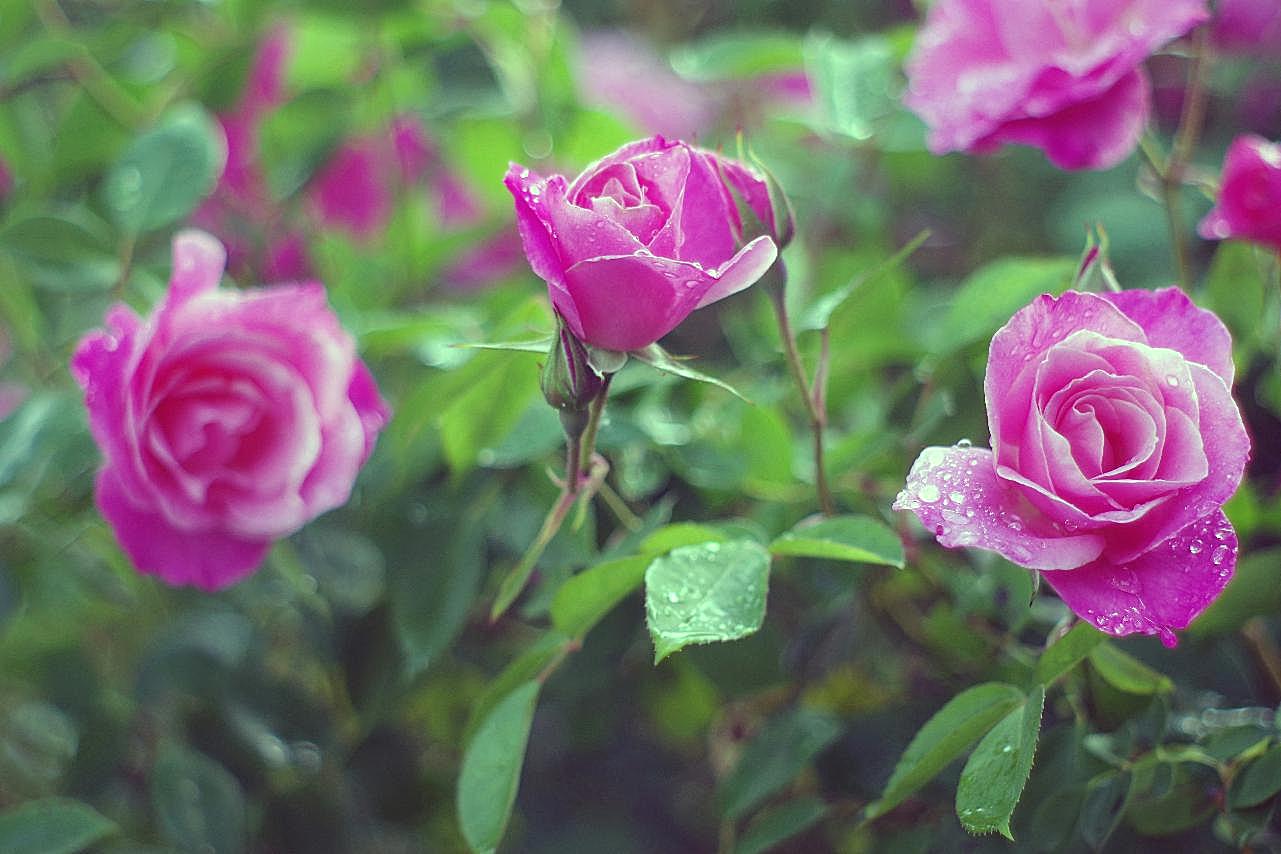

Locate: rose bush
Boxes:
[1199,134,1281,252]
[504,136,781,351]
[903,0,1208,170]
[894,288,1249,645]
[72,230,389,591]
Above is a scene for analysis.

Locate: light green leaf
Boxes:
[670,31,804,81]
[720,709,842,820]
[867,683,1025,820]
[956,685,1045,839]
[463,635,566,747]
[459,337,554,354]
[1034,622,1105,686]
[457,681,541,854]
[0,216,119,293]
[102,104,226,235]
[550,556,648,640]
[0,798,117,854]
[630,344,749,402]
[797,230,930,332]
[804,32,899,142]
[645,540,770,663]
[930,257,1076,354]
[1088,642,1172,695]
[151,744,246,854]
[769,514,904,567]
[639,523,730,557]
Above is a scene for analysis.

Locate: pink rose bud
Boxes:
[1198,134,1281,252]
[894,289,1249,646]
[904,0,1209,170]
[505,136,779,352]
[72,230,389,591]
[540,320,604,415]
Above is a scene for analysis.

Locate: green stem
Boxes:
[578,373,612,477]
[1161,28,1213,290]
[770,268,836,516]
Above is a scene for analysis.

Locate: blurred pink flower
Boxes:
[1199,134,1281,251]
[1210,0,1281,54]
[442,228,525,292]
[72,231,388,591]
[904,0,1208,170]
[895,289,1248,645]
[0,156,13,202]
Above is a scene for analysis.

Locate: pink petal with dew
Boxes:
[646,148,738,269]
[1101,286,1235,386]
[893,444,1105,570]
[1042,509,1238,647]
[97,467,270,591]
[504,163,582,337]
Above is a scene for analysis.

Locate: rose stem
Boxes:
[769,261,836,516]
[1163,27,1214,291]
[490,375,613,622]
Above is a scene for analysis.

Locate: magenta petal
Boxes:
[694,235,778,310]
[169,230,227,302]
[561,253,713,351]
[565,135,675,199]
[1102,286,1236,386]
[1042,510,1238,646]
[97,468,270,591]
[348,361,391,461]
[893,445,1105,570]
[504,163,583,338]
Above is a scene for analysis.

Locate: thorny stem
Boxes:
[770,263,836,516]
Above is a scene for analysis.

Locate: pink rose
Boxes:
[903,0,1208,170]
[1210,0,1281,54]
[1198,134,1281,252]
[72,231,389,591]
[504,136,779,351]
[894,289,1249,645]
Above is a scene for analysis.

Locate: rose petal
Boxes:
[694,235,778,310]
[646,148,738,269]
[1041,509,1238,647]
[504,163,584,338]
[1102,286,1236,386]
[348,361,391,461]
[97,467,270,591]
[893,445,1105,570]
[565,135,675,199]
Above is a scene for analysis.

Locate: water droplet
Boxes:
[1165,375,1178,387]
[949,491,965,504]
[956,438,973,448]
[1189,539,1204,555]
[1211,545,1229,565]
[1001,744,1013,753]
[918,484,941,503]
[666,592,679,603]
[528,184,541,196]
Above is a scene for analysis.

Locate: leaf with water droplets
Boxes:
[955,685,1045,840]
[645,540,770,664]
[630,344,750,402]
[769,514,904,567]
[867,683,1025,820]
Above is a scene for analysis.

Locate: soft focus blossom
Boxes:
[904,0,1209,170]
[1198,134,1281,252]
[72,231,388,591]
[505,136,779,351]
[894,289,1248,645]
[1210,0,1281,54]
[0,157,13,202]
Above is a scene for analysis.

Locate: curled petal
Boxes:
[1102,286,1236,386]
[894,445,1105,570]
[1042,510,1238,647]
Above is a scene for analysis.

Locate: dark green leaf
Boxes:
[737,797,828,854]
[550,555,648,639]
[463,635,566,747]
[720,710,841,820]
[1034,622,1105,686]
[1080,771,1132,850]
[151,744,246,854]
[102,104,226,235]
[457,680,541,854]
[645,540,770,663]
[769,514,904,567]
[0,798,117,854]
[867,683,1025,819]
[956,684,1045,839]
[1230,745,1281,810]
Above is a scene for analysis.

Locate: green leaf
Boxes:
[737,796,828,854]
[457,680,541,854]
[804,32,899,142]
[102,103,226,235]
[630,344,750,402]
[797,230,930,332]
[639,523,730,557]
[956,685,1045,839]
[867,683,1025,820]
[670,31,804,81]
[585,344,629,374]
[0,798,117,854]
[1088,642,1172,695]
[645,540,770,664]
[459,337,554,354]
[720,709,842,820]
[769,514,904,567]
[438,351,541,476]
[1230,745,1281,810]
[930,257,1076,354]
[1034,622,1105,685]
[1080,770,1132,850]
[0,216,119,293]
[1190,547,1281,637]
[463,634,567,747]
[151,744,246,854]
[550,555,648,640]
[258,89,349,200]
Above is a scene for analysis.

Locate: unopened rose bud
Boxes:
[540,319,603,420]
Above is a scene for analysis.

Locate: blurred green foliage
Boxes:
[0,0,1280,852]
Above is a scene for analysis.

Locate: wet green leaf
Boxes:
[955,685,1045,839]
[769,514,904,567]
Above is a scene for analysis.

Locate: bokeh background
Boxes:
[1,0,1280,851]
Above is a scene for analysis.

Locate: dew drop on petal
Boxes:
[1189,539,1204,555]
[918,483,941,503]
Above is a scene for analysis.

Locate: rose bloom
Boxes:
[505,136,780,351]
[894,289,1249,645]
[904,0,1208,170]
[72,231,389,591]
[1198,134,1281,252]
